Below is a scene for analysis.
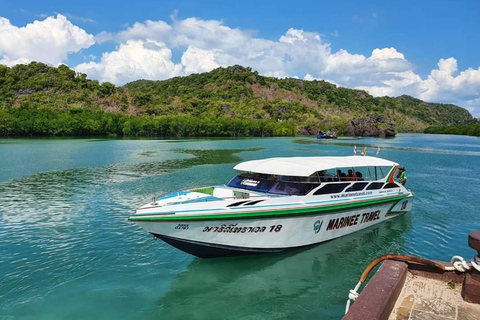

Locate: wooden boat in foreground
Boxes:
[344,231,480,320]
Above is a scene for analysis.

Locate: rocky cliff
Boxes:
[345,115,396,137]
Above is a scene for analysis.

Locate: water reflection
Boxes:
[1,135,479,319]
[156,216,412,320]
[0,148,262,221]
[0,147,262,312]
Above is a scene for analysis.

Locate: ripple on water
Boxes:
[1,136,480,320]
[0,149,251,311]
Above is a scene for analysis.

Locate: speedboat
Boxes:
[128,156,413,258]
[317,132,337,139]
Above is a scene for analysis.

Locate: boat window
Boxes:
[313,183,350,195]
[227,175,276,193]
[277,175,318,183]
[268,181,319,196]
[329,166,393,182]
[345,182,368,192]
[318,169,337,182]
[343,167,357,182]
[383,183,400,189]
[330,167,357,182]
[227,173,319,195]
[366,182,384,190]
[352,169,365,181]
[347,166,392,181]
[378,166,386,178]
[364,167,377,181]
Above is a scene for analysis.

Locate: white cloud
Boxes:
[96,20,172,43]
[466,98,480,116]
[181,46,220,74]
[96,17,251,51]
[75,39,183,85]
[419,58,480,102]
[356,70,422,97]
[370,48,404,60]
[82,16,480,115]
[2,14,479,116]
[171,17,251,50]
[279,28,312,43]
[0,14,94,66]
[356,57,480,115]
[304,73,315,81]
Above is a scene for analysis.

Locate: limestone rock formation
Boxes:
[345,115,396,137]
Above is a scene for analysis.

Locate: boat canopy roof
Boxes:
[233,156,398,177]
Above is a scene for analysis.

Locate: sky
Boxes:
[1,0,480,116]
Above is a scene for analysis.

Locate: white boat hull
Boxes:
[134,196,413,258]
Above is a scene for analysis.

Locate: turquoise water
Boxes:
[1,134,479,319]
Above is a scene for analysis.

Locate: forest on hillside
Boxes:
[0,108,295,137]
[0,62,474,137]
[424,123,480,137]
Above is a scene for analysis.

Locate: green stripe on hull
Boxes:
[129,194,410,222]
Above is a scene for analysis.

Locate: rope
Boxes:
[444,255,480,272]
[345,281,361,314]
[344,253,480,315]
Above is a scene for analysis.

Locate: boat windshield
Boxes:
[227,173,319,196]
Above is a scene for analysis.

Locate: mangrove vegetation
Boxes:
[424,123,480,137]
[0,62,475,137]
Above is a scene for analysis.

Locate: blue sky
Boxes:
[1,0,480,116]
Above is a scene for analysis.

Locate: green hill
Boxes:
[0,62,474,137]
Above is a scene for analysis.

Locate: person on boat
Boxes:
[335,170,341,181]
[397,167,407,186]
[336,170,346,181]
[355,172,364,181]
[346,169,356,181]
